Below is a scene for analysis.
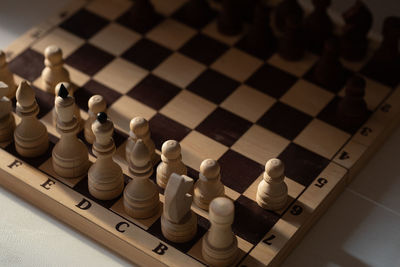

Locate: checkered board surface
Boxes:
[1,0,400,266]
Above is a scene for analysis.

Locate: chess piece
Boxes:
[202,197,238,267]
[217,0,242,36]
[180,0,214,28]
[0,50,17,98]
[127,0,158,32]
[41,45,71,94]
[313,37,345,88]
[278,11,305,61]
[123,139,160,219]
[304,0,333,53]
[52,85,89,178]
[14,81,49,157]
[340,0,373,61]
[125,117,157,165]
[245,2,276,59]
[257,158,288,210]
[156,140,187,189]
[88,112,124,200]
[84,95,106,144]
[52,82,82,130]
[273,0,304,34]
[161,173,197,243]
[337,75,368,129]
[0,82,15,143]
[194,159,225,210]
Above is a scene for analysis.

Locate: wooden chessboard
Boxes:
[1,0,400,266]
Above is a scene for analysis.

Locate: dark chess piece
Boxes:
[313,37,345,88]
[217,0,242,35]
[128,0,158,31]
[245,2,276,59]
[180,0,214,28]
[337,75,368,130]
[273,0,304,33]
[340,0,373,61]
[278,11,305,61]
[304,0,333,53]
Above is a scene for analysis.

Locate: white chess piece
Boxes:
[0,82,15,143]
[161,173,197,243]
[194,159,225,210]
[41,45,71,94]
[84,95,106,144]
[52,82,81,130]
[88,112,124,200]
[14,81,49,157]
[0,50,17,98]
[202,197,238,267]
[156,140,187,188]
[256,158,288,210]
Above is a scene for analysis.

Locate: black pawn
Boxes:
[274,0,304,33]
[337,75,368,129]
[313,37,345,88]
[245,2,276,59]
[278,12,305,61]
[181,0,214,28]
[340,0,373,61]
[129,0,157,29]
[372,16,400,68]
[304,0,333,53]
[217,0,242,36]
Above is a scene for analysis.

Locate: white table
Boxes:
[1,1,400,266]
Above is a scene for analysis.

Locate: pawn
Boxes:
[180,0,214,28]
[84,95,106,144]
[52,82,82,130]
[88,113,124,200]
[127,0,158,32]
[52,85,89,178]
[14,81,49,157]
[202,197,238,267]
[217,0,242,36]
[337,75,368,129]
[156,140,187,189]
[273,0,304,34]
[278,12,305,61]
[0,82,16,143]
[0,51,17,98]
[194,159,225,210]
[125,117,157,165]
[313,37,345,88]
[256,158,288,210]
[161,173,197,243]
[123,139,160,219]
[41,45,71,94]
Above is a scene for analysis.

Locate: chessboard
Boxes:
[1,0,400,266]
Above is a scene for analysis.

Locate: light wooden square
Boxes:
[220,85,276,122]
[280,79,334,117]
[267,52,318,77]
[110,198,162,230]
[152,0,187,16]
[64,65,90,87]
[94,58,149,94]
[32,27,84,58]
[202,20,244,46]
[211,48,263,82]
[89,23,142,56]
[231,125,289,165]
[160,90,216,129]
[86,0,132,20]
[108,96,157,134]
[153,53,206,88]
[294,119,351,159]
[180,131,228,171]
[146,18,196,50]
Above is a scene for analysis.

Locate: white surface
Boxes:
[1,1,400,267]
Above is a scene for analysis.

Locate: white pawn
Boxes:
[202,197,238,267]
[14,81,49,157]
[0,51,17,98]
[156,140,187,188]
[0,82,15,143]
[256,158,288,210]
[52,82,82,130]
[52,84,89,178]
[161,173,197,243]
[125,117,157,165]
[123,139,160,219]
[41,45,71,94]
[194,159,225,210]
[84,95,106,144]
[88,112,124,200]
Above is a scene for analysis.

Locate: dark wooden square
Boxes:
[9,49,44,82]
